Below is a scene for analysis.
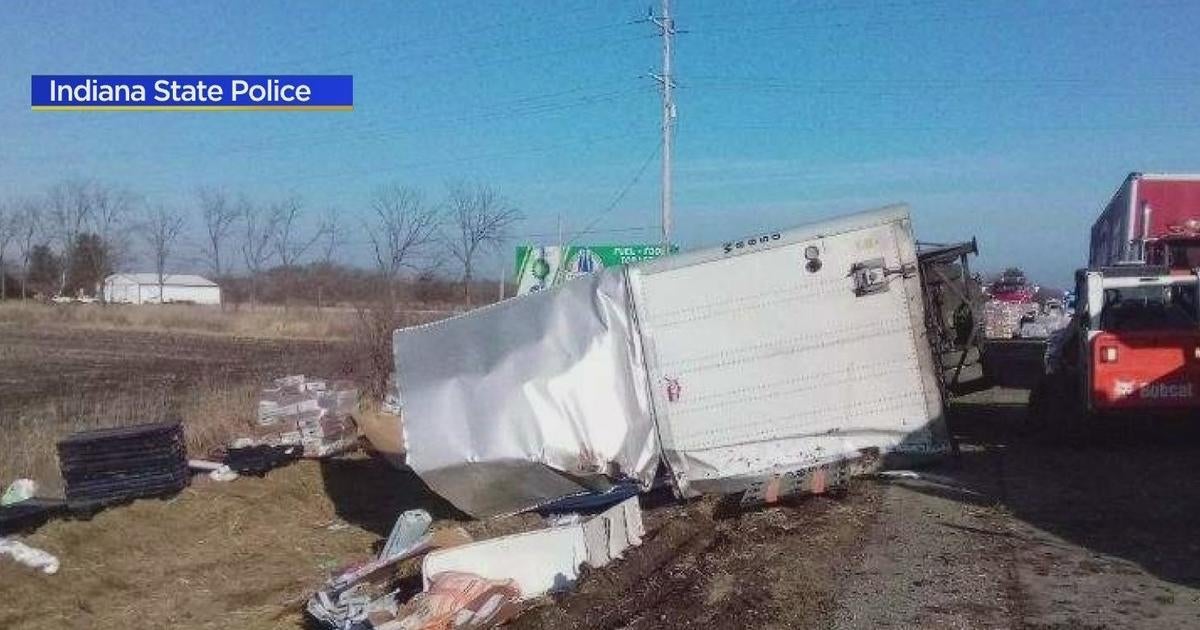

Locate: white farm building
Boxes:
[103,273,221,305]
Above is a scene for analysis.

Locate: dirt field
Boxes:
[0,322,351,411]
[4,324,1200,628]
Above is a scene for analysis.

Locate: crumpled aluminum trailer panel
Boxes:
[392,268,659,518]
[628,205,947,497]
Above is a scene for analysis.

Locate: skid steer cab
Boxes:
[1044,266,1200,417]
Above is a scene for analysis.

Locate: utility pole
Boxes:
[650,0,676,254]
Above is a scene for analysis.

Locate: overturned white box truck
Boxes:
[394,205,949,517]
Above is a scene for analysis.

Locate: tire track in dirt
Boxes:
[513,487,880,629]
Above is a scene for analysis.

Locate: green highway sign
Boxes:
[515,244,670,295]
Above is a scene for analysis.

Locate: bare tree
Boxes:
[318,206,344,264]
[239,197,282,308]
[444,180,522,306]
[13,198,43,299]
[140,206,184,303]
[364,183,440,302]
[0,201,14,300]
[197,186,238,278]
[88,184,136,300]
[46,179,95,295]
[271,196,321,268]
[313,206,345,309]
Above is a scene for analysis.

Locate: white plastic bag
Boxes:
[0,538,60,575]
[1,479,37,506]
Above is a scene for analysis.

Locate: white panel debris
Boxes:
[579,496,645,567]
[393,268,659,518]
[423,525,588,599]
[420,497,644,600]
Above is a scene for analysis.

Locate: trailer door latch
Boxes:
[851,259,916,296]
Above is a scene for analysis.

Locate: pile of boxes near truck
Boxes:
[252,375,359,458]
[979,269,1066,388]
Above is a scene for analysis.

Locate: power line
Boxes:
[683,0,951,23]
[686,76,1200,90]
[691,0,1192,37]
[701,121,1200,133]
[562,141,663,248]
[268,18,636,70]
[386,34,657,82]
[334,224,660,248]
[130,127,657,197]
[15,84,656,167]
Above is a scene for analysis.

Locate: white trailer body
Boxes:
[628,205,947,496]
[393,205,948,516]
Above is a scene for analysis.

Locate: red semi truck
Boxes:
[1090,172,1200,269]
[1037,173,1200,423]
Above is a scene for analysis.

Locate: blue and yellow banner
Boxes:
[31,75,353,111]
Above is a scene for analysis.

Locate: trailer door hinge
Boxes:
[851,259,917,296]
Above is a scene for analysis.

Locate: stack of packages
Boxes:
[57,422,189,510]
[253,375,360,458]
[982,300,1039,339]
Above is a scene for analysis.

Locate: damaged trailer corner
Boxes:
[393,267,661,518]
[393,204,951,517]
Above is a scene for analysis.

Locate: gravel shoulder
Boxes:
[827,388,1200,629]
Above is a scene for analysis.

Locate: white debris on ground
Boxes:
[307,498,646,629]
[422,497,644,600]
[187,459,239,482]
[0,538,60,575]
[1,479,37,506]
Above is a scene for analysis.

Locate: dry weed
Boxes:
[0,377,262,495]
[0,302,366,340]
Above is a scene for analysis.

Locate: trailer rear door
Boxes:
[627,206,947,497]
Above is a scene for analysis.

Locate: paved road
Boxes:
[829,389,1200,629]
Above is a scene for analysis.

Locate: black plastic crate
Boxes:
[57,422,190,511]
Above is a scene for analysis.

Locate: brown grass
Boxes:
[0,301,421,340]
[0,377,262,495]
[0,460,385,630]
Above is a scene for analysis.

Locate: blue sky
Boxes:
[3,0,1200,286]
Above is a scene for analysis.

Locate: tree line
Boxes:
[0,178,522,307]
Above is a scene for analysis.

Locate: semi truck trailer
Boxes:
[1090,172,1200,269]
